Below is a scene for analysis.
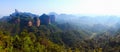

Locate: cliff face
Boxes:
[36,19,40,27]
[6,10,56,27]
[40,14,50,25]
[33,17,40,27]
[28,20,33,27]
[9,15,20,24]
[49,15,55,23]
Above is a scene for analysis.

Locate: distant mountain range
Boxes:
[49,12,120,27]
[48,12,120,33]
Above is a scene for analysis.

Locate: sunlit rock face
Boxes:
[36,19,40,27]
[40,14,50,25]
[34,17,40,27]
[28,20,33,27]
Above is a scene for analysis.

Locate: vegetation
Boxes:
[0,11,120,52]
[0,21,120,52]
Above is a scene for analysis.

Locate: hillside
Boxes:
[0,10,120,52]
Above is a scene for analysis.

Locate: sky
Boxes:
[1,0,120,17]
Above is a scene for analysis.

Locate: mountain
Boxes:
[0,11,120,52]
[55,14,120,26]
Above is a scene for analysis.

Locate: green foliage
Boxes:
[0,20,120,52]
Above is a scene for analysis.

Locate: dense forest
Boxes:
[0,10,120,52]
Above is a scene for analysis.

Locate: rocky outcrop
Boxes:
[34,17,40,27]
[49,15,55,23]
[6,9,56,27]
[36,19,40,27]
[28,20,33,27]
[40,14,50,25]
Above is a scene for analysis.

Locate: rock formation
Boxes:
[49,15,55,23]
[28,20,33,27]
[39,14,50,25]
[34,17,40,27]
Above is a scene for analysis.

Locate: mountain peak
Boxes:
[15,9,19,13]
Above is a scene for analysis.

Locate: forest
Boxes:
[0,10,120,52]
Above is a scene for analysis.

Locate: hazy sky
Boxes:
[1,0,120,17]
